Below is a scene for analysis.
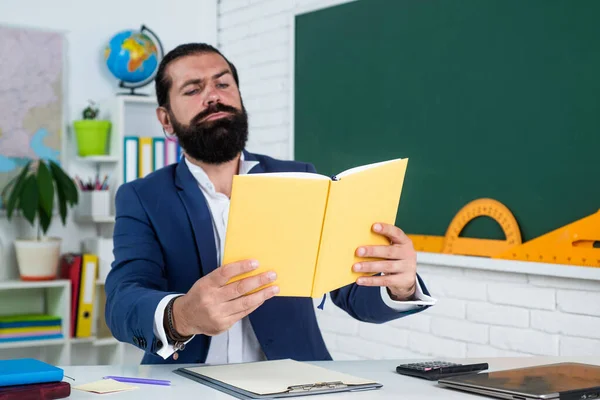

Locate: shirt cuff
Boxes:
[153,294,195,359]
[380,277,437,312]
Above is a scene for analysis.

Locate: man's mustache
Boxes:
[191,103,241,126]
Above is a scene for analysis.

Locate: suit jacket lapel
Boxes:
[174,158,218,276]
[243,149,265,174]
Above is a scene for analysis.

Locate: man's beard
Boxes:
[170,102,248,164]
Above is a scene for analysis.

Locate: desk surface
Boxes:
[62,356,599,399]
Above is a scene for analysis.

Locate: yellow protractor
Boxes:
[442,198,522,257]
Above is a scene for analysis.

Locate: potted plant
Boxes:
[73,100,112,156]
[0,159,78,280]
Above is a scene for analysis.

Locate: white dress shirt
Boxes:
[153,154,436,361]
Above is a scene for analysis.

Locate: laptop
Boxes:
[438,362,600,399]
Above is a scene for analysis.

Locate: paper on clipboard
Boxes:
[177,359,381,398]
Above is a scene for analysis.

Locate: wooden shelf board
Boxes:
[0,338,66,349]
[76,215,115,223]
[93,337,118,346]
[76,155,119,163]
[0,279,69,290]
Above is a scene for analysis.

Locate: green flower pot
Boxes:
[73,120,111,156]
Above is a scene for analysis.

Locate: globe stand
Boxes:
[117,81,149,96]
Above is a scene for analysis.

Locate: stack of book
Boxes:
[0,358,70,399]
[0,315,62,343]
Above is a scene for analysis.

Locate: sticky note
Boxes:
[73,378,138,394]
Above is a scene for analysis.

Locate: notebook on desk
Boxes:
[0,358,63,387]
[173,359,382,399]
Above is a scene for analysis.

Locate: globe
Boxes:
[104,25,163,95]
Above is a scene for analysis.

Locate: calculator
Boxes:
[396,361,489,380]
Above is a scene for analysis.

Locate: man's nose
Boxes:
[204,87,221,106]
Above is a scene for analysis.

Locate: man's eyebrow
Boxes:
[179,78,202,91]
[179,70,231,91]
[212,69,231,80]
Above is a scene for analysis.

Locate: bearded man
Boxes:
[104,43,435,365]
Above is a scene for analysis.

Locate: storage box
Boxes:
[76,190,111,218]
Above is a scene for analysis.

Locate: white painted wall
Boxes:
[217,0,600,360]
[0,0,217,280]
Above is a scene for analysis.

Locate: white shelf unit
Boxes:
[66,95,164,365]
[73,95,163,227]
[0,279,144,366]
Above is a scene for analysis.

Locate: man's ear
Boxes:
[156,107,174,134]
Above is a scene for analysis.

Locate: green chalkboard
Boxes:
[294,0,600,242]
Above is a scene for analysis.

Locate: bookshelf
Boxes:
[74,93,169,298]
[0,95,171,366]
[0,279,144,366]
[69,95,167,365]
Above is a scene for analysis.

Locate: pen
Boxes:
[103,376,171,386]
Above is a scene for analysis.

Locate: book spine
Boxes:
[0,381,70,400]
[0,370,63,387]
[0,321,61,329]
[310,180,333,298]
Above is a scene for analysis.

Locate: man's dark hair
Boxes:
[155,43,240,108]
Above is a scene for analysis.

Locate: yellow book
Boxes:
[222,158,408,298]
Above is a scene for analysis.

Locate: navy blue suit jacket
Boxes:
[104,150,431,365]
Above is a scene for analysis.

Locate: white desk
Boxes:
[62,356,599,399]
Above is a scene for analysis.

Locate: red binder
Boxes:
[0,381,70,400]
[58,253,82,338]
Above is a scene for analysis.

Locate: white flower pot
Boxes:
[14,237,62,281]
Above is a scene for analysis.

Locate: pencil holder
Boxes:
[77,190,111,218]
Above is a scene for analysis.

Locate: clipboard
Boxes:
[173,359,382,399]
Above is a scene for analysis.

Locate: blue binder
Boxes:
[0,358,63,387]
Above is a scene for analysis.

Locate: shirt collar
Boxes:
[185,152,259,192]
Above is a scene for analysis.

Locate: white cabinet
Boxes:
[0,279,144,366]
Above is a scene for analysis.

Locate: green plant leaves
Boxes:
[38,201,51,235]
[3,161,32,219]
[2,160,78,235]
[19,175,39,226]
[37,161,54,218]
[49,160,78,206]
[49,160,79,227]
[55,179,68,226]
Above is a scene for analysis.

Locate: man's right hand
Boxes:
[171,260,278,337]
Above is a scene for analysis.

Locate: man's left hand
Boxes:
[353,223,417,301]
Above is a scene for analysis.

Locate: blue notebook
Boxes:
[0,358,63,387]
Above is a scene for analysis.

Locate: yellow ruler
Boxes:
[409,198,600,268]
[494,210,600,267]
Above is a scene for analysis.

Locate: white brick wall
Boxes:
[217,0,600,361]
[309,261,600,360]
[218,0,358,160]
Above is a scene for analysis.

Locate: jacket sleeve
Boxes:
[104,183,179,355]
[304,162,433,323]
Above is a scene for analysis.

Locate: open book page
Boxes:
[183,359,377,396]
[334,158,405,180]
[248,172,331,180]
[223,174,330,297]
[311,158,408,297]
